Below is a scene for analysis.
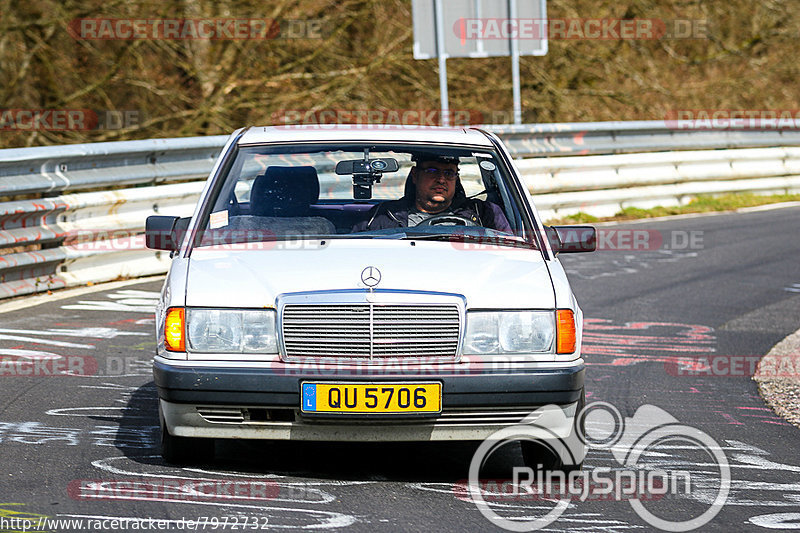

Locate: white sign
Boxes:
[413,0,547,59]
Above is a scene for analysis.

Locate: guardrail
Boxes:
[490,121,800,157]
[0,137,225,299]
[2,121,800,299]
[521,145,800,219]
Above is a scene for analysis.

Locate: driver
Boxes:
[353,154,512,232]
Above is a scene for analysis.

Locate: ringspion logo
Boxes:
[468,402,730,531]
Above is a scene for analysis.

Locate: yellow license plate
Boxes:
[301,382,442,414]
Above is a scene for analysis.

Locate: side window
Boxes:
[456,158,486,199]
[479,159,520,234]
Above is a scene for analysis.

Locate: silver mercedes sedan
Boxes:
[146,125,595,468]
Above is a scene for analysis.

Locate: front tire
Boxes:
[520,390,585,473]
[159,403,214,465]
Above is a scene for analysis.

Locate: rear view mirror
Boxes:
[546,225,596,254]
[335,158,399,175]
[146,216,190,251]
[336,158,400,200]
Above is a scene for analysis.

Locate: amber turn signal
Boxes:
[556,309,576,354]
[164,307,185,352]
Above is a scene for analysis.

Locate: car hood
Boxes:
[185,239,555,309]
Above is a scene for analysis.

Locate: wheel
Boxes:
[159,403,214,465]
[520,389,585,473]
[416,214,477,226]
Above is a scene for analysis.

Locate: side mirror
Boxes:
[545,225,596,254]
[146,216,190,251]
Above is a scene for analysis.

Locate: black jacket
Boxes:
[353,192,512,233]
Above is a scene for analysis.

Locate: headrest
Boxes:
[250,166,320,216]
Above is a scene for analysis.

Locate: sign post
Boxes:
[412,0,547,125]
[434,0,450,126]
[509,0,522,124]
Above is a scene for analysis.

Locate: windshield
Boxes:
[194,142,533,248]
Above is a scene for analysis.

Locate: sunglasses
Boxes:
[419,167,459,180]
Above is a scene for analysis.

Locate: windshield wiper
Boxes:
[400,232,537,250]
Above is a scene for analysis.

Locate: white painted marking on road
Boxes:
[411,479,643,531]
[58,507,356,530]
[731,454,800,473]
[748,513,800,529]
[0,422,156,448]
[56,515,194,527]
[92,456,373,494]
[784,283,800,293]
[186,467,375,486]
[0,348,61,360]
[0,421,80,445]
[107,290,161,299]
[0,334,94,348]
[74,479,335,505]
[78,384,144,391]
[45,407,151,419]
[60,290,160,312]
[61,300,156,312]
[0,327,147,338]
[563,250,699,280]
[89,456,359,528]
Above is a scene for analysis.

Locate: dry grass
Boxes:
[0,0,798,147]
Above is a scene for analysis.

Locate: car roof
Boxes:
[237,125,495,147]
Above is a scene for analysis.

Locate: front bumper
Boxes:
[154,357,584,442]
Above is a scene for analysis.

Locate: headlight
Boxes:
[463,311,555,354]
[187,309,278,353]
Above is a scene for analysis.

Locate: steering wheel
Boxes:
[416,214,477,227]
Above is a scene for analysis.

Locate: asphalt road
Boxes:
[1,205,799,532]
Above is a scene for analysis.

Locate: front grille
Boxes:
[197,407,295,424]
[434,409,542,426]
[197,407,245,424]
[282,304,461,360]
[196,405,541,427]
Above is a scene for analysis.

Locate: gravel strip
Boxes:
[753,328,800,429]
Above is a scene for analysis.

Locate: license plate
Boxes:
[301,382,441,414]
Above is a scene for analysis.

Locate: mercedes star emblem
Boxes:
[361,266,381,287]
